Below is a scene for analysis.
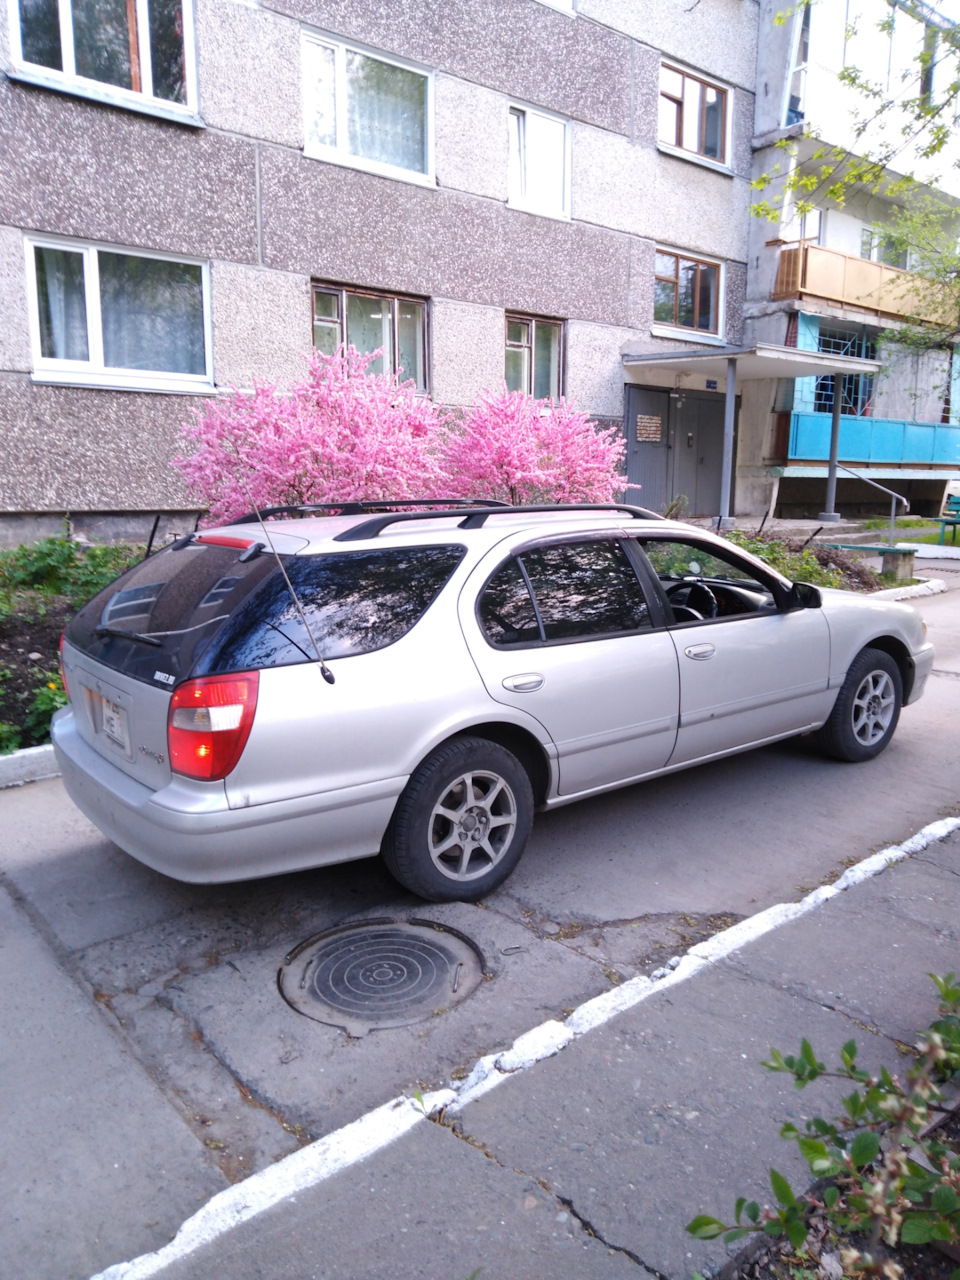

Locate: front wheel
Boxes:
[382,737,534,902]
[814,647,903,762]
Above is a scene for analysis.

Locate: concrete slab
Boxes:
[0,887,226,1280]
[143,1119,640,1280]
[157,900,609,1138]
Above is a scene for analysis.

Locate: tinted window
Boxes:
[195,546,465,675]
[66,543,277,687]
[523,542,650,641]
[478,559,540,646]
[478,541,651,647]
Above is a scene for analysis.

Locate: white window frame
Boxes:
[25,234,213,394]
[657,60,733,176]
[651,246,726,344]
[507,100,572,221]
[6,0,200,125]
[301,30,435,187]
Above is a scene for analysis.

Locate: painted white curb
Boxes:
[89,813,960,1280]
[871,576,947,600]
[0,742,58,788]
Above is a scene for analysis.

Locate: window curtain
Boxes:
[99,253,205,373]
[346,52,426,172]
[35,247,89,360]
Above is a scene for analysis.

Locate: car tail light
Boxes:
[194,535,257,549]
[168,672,259,781]
[59,634,70,699]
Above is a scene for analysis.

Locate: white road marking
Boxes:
[91,814,960,1280]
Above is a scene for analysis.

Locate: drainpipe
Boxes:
[717,356,736,530]
[818,372,843,523]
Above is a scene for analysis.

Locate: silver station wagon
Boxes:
[53,502,934,901]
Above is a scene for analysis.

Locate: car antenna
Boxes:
[227,465,335,685]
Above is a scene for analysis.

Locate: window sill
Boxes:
[6,66,203,126]
[506,200,571,222]
[32,370,214,395]
[651,324,726,345]
[656,142,732,178]
[303,145,435,188]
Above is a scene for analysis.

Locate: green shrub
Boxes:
[687,973,960,1277]
[24,672,69,742]
[0,537,141,608]
[722,529,845,590]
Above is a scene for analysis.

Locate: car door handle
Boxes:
[684,643,716,660]
[502,673,544,692]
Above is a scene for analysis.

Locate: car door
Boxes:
[636,535,834,766]
[460,536,680,796]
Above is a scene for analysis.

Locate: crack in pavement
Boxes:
[426,1107,668,1275]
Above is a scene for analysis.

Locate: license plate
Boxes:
[99,697,130,752]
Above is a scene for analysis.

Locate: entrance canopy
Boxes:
[621,343,883,523]
[621,342,881,387]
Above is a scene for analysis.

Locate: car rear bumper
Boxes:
[51,710,404,884]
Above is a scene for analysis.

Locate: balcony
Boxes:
[788,411,960,465]
[772,243,945,324]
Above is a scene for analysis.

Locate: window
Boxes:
[26,238,210,392]
[814,324,876,417]
[508,104,570,218]
[782,206,821,244]
[313,284,428,391]
[658,64,728,165]
[504,314,562,400]
[784,1,810,125]
[478,542,651,648]
[301,33,432,183]
[653,252,720,334]
[860,229,908,270]
[639,538,776,622]
[10,0,197,119]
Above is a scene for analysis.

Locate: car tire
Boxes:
[814,647,903,762]
[382,737,534,902]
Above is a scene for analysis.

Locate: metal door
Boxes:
[624,386,733,517]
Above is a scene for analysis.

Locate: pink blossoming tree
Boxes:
[174,347,444,525]
[175,353,627,522]
[440,387,626,505]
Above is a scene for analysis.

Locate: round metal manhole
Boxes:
[278,918,486,1036]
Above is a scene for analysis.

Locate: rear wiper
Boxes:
[94,625,162,648]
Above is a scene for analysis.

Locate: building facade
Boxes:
[2,0,957,541]
[0,0,759,542]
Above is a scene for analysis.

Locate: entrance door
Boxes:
[624,385,732,517]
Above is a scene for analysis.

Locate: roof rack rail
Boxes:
[231,497,509,525]
[333,502,664,542]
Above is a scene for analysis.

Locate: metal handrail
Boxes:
[836,464,909,546]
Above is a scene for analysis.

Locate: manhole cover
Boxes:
[278,918,486,1036]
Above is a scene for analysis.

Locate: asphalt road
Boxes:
[2,579,959,1279]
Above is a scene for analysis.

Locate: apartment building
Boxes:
[0,0,762,541]
[739,0,960,519]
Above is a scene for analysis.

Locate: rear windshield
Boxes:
[66,543,465,687]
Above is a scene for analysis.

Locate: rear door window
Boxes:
[478,540,652,646]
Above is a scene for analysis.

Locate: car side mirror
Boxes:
[787,581,822,610]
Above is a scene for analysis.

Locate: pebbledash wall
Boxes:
[0,0,757,544]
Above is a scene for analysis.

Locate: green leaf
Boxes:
[798,1137,832,1172]
[745,1200,760,1224]
[734,1197,746,1221]
[770,1169,796,1208]
[685,1216,727,1240]
[933,1185,960,1215]
[800,1039,818,1068]
[901,1215,936,1244]
[785,1216,809,1250]
[824,1185,839,1208]
[850,1130,880,1170]
[723,1227,753,1243]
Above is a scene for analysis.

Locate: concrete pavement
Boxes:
[2,571,959,1280]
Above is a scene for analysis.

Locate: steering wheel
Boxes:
[665,580,719,619]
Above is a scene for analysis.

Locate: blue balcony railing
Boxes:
[788,412,960,465]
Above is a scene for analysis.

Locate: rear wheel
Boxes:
[382,737,534,902]
[814,647,902,762]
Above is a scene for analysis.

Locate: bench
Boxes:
[937,494,960,545]
[821,543,917,582]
